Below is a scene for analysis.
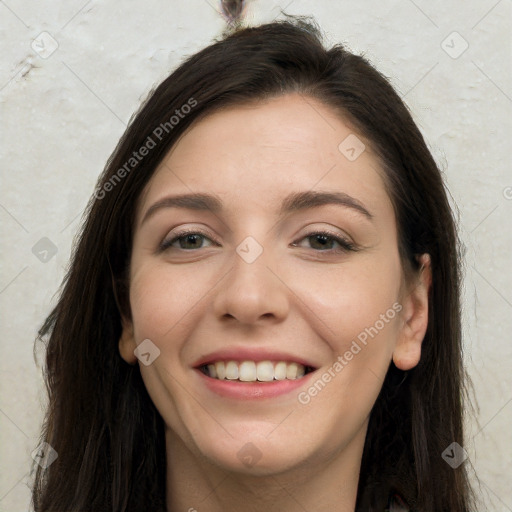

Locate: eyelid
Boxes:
[294,226,353,243]
[292,228,357,252]
[158,226,219,252]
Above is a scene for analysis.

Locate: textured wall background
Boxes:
[1,1,511,510]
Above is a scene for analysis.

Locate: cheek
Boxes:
[127,262,214,432]
[294,265,402,443]
[128,260,213,342]
[288,254,403,417]
[289,256,402,348]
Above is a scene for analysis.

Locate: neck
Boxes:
[164,426,366,512]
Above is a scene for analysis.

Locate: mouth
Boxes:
[197,360,317,382]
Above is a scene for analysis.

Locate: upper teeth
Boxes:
[205,361,307,381]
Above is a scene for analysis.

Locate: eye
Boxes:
[158,229,357,253]
[292,230,357,253]
[159,229,217,252]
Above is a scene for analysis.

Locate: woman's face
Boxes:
[119,93,428,475]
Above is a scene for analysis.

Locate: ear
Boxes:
[118,315,138,365]
[393,253,432,371]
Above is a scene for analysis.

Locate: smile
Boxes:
[199,360,316,382]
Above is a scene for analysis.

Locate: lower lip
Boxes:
[194,368,316,399]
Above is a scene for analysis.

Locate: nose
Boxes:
[213,243,290,326]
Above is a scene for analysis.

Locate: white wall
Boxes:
[1,1,510,510]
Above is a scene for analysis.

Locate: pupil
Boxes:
[314,234,330,249]
[183,234,200,248]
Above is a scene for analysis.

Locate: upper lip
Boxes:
[192,347,318,369]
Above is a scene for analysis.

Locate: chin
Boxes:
[196,435,308,476]
[216,452,303,477]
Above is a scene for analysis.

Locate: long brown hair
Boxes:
[31,15,477,511]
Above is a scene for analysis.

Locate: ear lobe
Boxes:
[118,315,137,365]
[393,254,432,371]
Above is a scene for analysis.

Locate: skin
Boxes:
[118,93,432,512]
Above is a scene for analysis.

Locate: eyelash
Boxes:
[158,228,358,254]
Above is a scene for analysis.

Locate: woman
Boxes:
[31,15,477,512]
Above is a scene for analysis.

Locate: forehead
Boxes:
[137,93,394,225]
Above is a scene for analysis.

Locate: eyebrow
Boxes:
[141,190,373,225]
